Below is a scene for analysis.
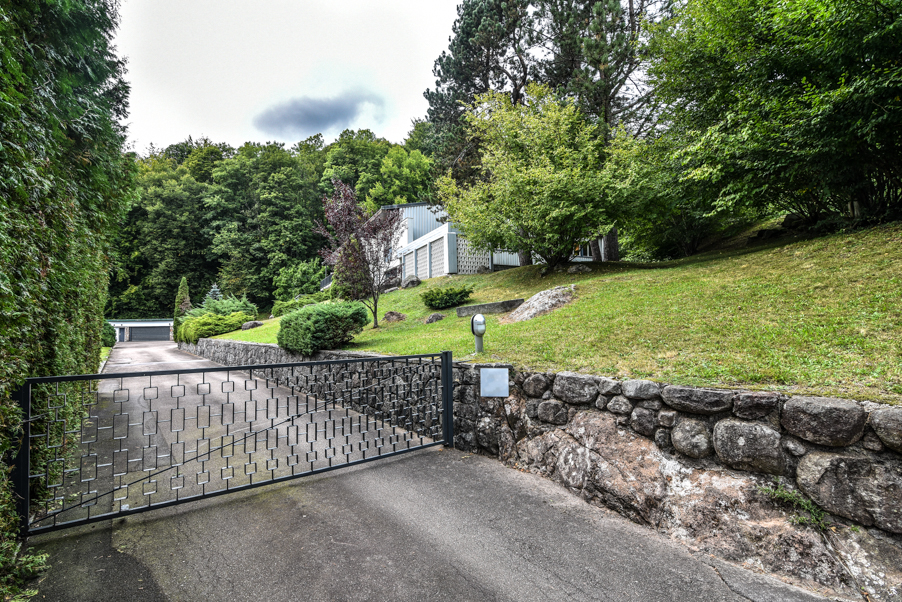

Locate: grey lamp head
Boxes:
[471,314,486,336]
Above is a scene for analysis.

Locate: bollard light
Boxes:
[471,313,486,353]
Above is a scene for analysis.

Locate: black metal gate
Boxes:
[12,352,454,535]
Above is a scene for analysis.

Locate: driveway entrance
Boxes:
[27,343,827,602]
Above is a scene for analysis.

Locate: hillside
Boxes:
[216,224,902,404]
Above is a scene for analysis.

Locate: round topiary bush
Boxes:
[277,302,369,355]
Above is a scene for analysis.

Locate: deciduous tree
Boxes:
[317,181,403,328]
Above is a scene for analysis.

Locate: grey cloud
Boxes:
[253,90,385,137]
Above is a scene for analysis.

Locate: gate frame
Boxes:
[11,351,455,536]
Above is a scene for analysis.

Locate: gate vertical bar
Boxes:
[440,351,454,447]
[11,383,30,535]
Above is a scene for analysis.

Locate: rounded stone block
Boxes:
[672,418,713,459]
[662,385,734,415]
[713,419,786,475]
[869,408,902,453]
[606,395,634,416]
[630,407,656,437]
[781,397,866,447]
[552,372,599,405]
[595,377,622,396]
[621,379,660,400]
[522,374,550,398]
[537,400,568,425]
[733,391,779,419]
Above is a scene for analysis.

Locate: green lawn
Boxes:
[215,223,902,404]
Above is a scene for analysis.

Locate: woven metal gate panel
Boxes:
[12,353,454,534]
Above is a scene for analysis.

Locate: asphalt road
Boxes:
[29,342,829,602]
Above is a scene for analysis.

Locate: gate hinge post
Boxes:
[440,351,454,448]
[11,383,31,536]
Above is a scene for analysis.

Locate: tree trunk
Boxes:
[589,238,602,262]
[518,250,533,266]
[371,295,379,328]
[603,227,620,262]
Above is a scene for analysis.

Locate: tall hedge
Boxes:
[0,0,133,596]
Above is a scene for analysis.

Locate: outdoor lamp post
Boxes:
[471,313,486,353]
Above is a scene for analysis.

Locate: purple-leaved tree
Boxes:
[316,180,402,328]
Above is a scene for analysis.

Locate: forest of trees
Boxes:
[109,0,901,319]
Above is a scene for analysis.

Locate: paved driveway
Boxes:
[29,342,828,602]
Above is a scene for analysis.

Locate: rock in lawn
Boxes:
[424,313,445,324]
[383,311,407,323]
[241,321,264,330]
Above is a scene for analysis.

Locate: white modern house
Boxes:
[383,202,521,279]
[382,202,606,280]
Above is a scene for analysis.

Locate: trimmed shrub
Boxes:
[176,312,255,344]
[101,322,116,347]
[277,302,369,355]
[271,291,330,317]
[186,294,257,318]
[420,285,475,309]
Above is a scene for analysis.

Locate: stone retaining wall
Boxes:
[453,367,902,535]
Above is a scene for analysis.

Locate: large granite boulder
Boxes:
[671,418,713,459]
[552,372,599,405]
[797,451,902,534]
[522,374,549,398]
[869,407,902,453]
[713,419,787,475]
[241,321,264,330]
[662,385,733,415]
[781,397,866,446]
[401,275,421,289]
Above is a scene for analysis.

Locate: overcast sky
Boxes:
[113,0,461,154]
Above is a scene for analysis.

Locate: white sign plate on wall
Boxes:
[480,368,509,398]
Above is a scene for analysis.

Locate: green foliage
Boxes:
[319,129,393,200]
[176,312,255,345]
[175,277,192,317]
[648,0,902,225]
[438,84,608,268]
[602,130,760,259]
[206,283,223,301]
[0,0,132,595]
[277,303,370,355]
[101,322,117,348]
[271,292,330,317]
[364,147,435,211]
[186,294,257,319]
[420,286,475,310]
[273,259,327,302]
[106,155,220,318]
[759,480,831,531]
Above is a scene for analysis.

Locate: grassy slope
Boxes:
[215,224,902,403]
